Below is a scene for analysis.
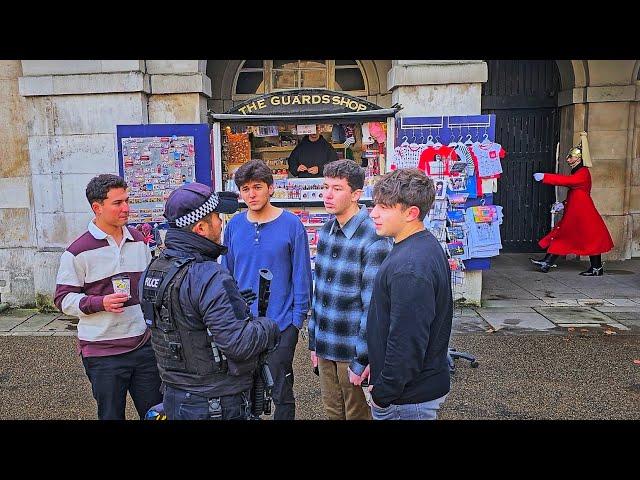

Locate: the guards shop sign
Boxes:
[228,89,382,116]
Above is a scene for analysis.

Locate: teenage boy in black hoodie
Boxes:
[364,168,452,420]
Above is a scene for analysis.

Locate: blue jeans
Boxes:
[163,385,251,420]
[371,394,448,421]
[81,341,162,420]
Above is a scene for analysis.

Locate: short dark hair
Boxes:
[322,159,364,191]
[234,160,273,188]
[85,174,127,206]
[373,169,435,221]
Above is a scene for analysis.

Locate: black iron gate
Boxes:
[482,60,561,252]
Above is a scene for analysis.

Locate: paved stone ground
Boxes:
[0,254,638,420]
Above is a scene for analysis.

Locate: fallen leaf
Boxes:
[604,330,616,335]
[562,338,570,341]
[633,360,640,365]
[567,327,575,332]
[580,329,588,332]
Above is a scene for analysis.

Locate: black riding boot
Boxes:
[529,253,551,267]
[530,253,558,273]
[580,255,604,276]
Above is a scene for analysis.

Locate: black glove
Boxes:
[261,320,280,353]
[239,288,257,306]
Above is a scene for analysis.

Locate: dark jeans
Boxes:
[266,323,299,420]
[163,385,251,420]
[81,341,162,420]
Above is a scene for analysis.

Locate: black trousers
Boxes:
[163,385,251,420]
[266,324,299,420]
[81,341,163,420]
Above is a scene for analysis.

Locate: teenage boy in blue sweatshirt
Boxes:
[365,168,453,420]
[222,160,312,420]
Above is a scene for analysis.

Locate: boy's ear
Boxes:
[405,205,421,222]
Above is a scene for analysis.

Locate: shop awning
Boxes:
[209,108,399,124]
[208,88,401,125]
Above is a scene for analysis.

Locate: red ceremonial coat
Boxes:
[538,166,614,256]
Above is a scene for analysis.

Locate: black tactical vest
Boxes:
[140,254,229,387]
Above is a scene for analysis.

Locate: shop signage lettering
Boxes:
[236,94,369,115]
[227,89,382,116]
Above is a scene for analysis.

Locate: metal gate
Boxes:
[482,60,561,252]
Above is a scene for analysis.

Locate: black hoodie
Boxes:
[287,135,339,178]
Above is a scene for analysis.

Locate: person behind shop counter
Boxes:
[287,128,339,178]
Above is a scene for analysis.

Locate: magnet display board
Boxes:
[116,124,211,223]
[116,124,211,249]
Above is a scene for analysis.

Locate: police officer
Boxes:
[139,182,280,420]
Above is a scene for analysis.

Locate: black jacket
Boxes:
[156,228,279,396]
[287,135,338,178]
[366,230,452,408]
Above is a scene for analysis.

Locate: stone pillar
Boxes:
[18,60,150,308]
[388,60,488,306]
[146,60,211,123]
[631,86,640,256]
[0,61,34,306]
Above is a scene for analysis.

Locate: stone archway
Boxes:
[203,60,392,115]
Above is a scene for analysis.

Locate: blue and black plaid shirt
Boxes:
[309,205,392,375]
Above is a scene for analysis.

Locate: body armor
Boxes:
[140,254,228,387]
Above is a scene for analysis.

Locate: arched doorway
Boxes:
[482,60,561,252]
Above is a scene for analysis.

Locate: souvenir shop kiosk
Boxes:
[208,89,399,276]
[117,89,506,302]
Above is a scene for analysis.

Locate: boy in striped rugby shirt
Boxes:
[54,174,162,420]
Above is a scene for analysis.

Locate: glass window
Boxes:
[273,60,298,69]
[301,69,327,88]
[236,72,265,94]
[273,69,297,90]
[234,60,366,96]
[300,60,325,68]
[242,60,263,69]
[335,68,365,91]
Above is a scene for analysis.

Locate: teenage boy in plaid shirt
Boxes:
[309,160,392,420]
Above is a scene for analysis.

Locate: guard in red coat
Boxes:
[529,131,613,275]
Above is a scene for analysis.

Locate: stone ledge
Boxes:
[150,73,211,96]
[388,62,487,89]
[146,60,204,74]
[21,60,144,76]
[587,85,636,103]
[19,72,150,97]
[559,86,636,106]
[395,60,485,66]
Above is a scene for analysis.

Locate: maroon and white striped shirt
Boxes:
[55,221,152,357]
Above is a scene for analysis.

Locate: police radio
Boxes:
[250,268,276,419]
